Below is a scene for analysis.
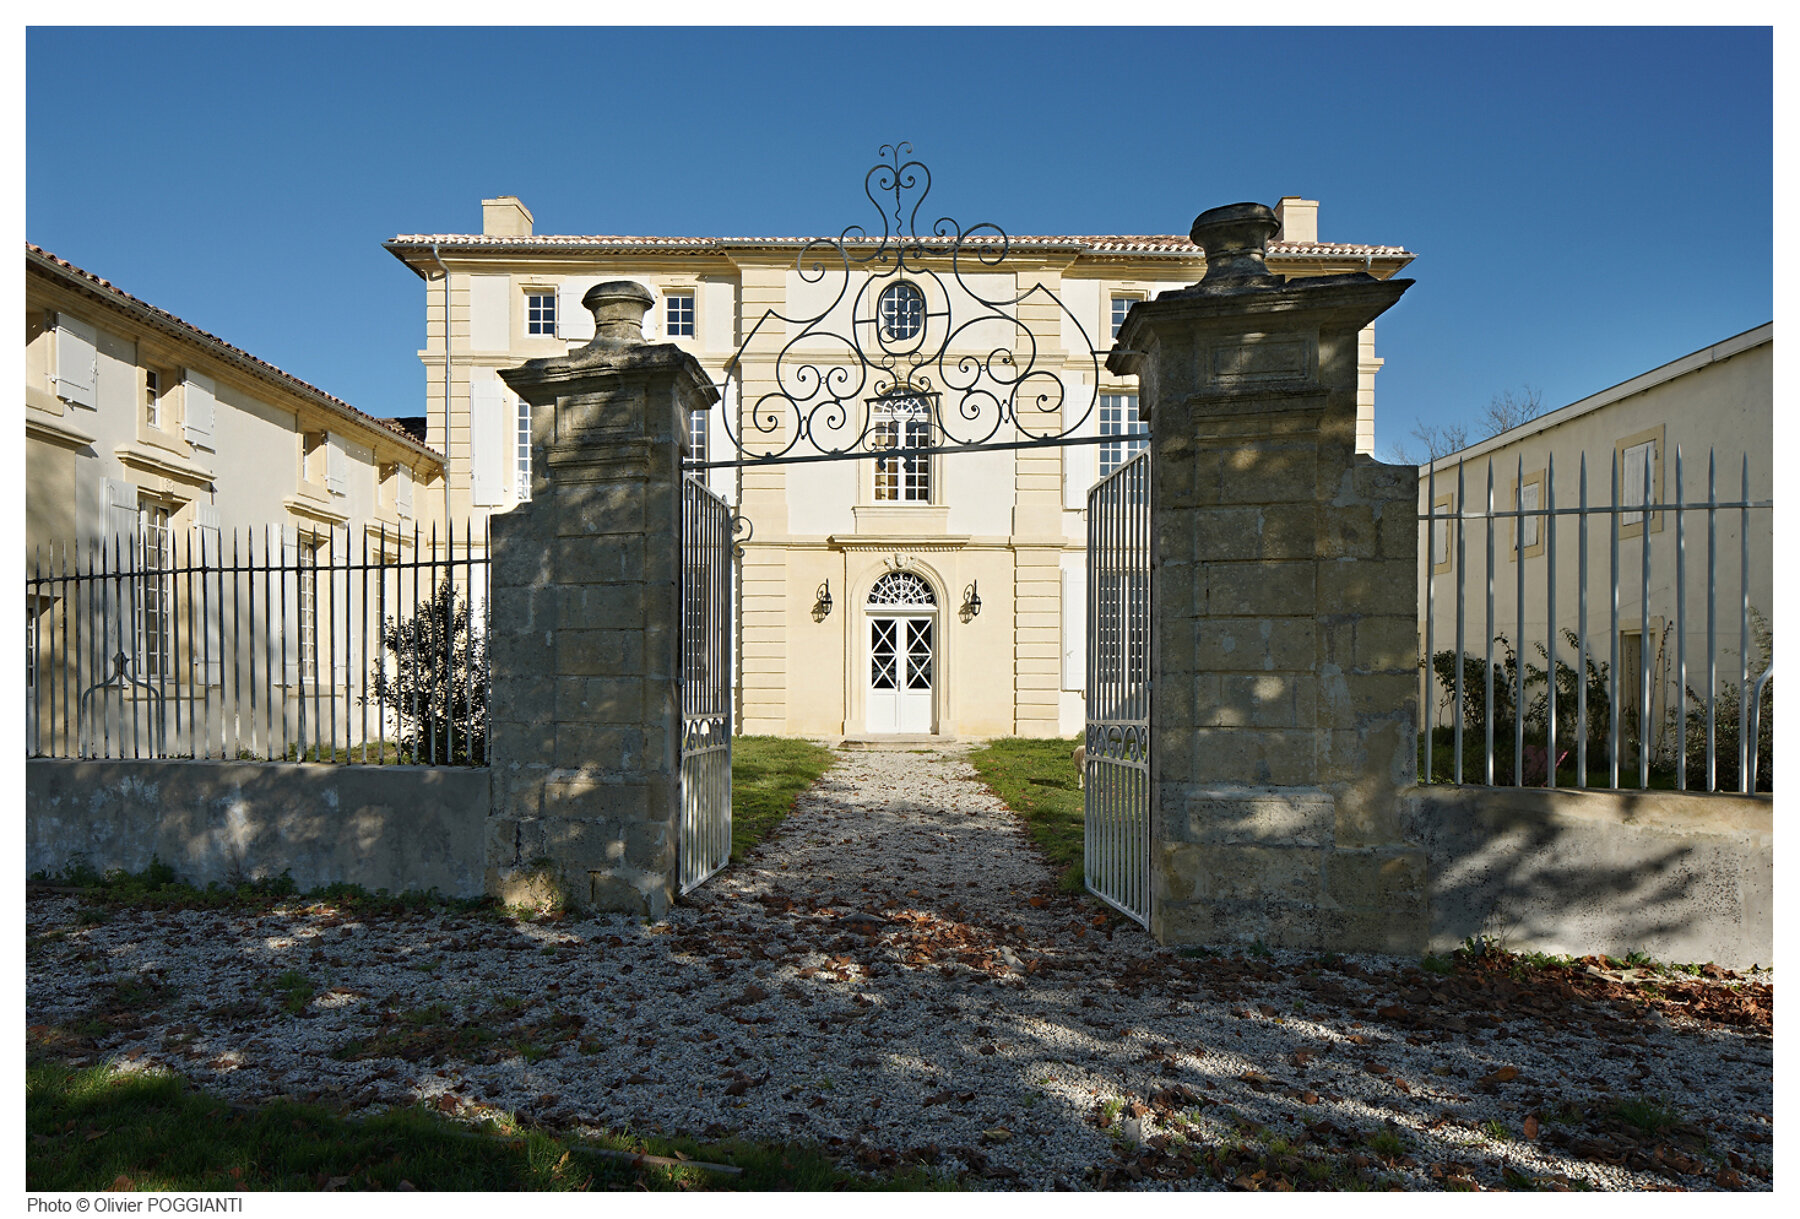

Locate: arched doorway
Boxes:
[863,570,937,734]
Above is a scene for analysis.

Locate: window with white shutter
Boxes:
[469,380,506,507]
[55,315,98,409]
[557,282,592,342]
[468,274,510,351]
[195,505,224,687]
[325,432,348,497]
[396,465,414,519]
[182,370,217,448]
[1061,565,1086,692]
[1621,438,1655,529]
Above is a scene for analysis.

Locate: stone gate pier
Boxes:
[1111,203,1427,953]
[487,282,717,915]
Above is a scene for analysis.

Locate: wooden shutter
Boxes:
[325,431,348,496]
[469,380,506,507]
[1063,439,1096,510]
[1623,441,1653,525]
[1061,565,1086,692]
[183,370,217,448]
[101,479,140,664]
[396,464,414,518]
[55,314,98,408]
[468,274,510,351]
[195,505,224,687]
[557,281,593,342]
[281,525,301,686]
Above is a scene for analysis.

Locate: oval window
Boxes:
[878,282,925,341]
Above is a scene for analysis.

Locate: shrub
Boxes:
[365,581,487,765]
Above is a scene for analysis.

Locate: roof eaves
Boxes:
[28,244,444,468]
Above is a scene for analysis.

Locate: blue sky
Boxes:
[25,25,1773,458]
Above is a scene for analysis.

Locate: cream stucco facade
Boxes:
[1417,323,1774,755]
[386,197,1414,740]
[24,244,446,754]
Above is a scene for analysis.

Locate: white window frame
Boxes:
[870,395,932,503]
[1110,294,1141,340]
[665,288,696,338]
[516,396,533,501]
[144,369,163,429]
[1099,392,1146,478]
[136,498,172,683]
[686,407,709,465]
[878,282,925,343]
[525,289,557,337]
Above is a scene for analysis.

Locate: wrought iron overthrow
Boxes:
[696,142,1117,469]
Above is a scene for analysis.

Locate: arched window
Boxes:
[867,571,936,608]
[878,282,925,342]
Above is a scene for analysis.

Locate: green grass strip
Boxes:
[965,737,1085,893]
[729,735,837,861]
[26,1056,953,1192]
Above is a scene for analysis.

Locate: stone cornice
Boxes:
[282,493,350,528]
[113,441,214,489]
[825,534,971,552]
[26,408,96,450]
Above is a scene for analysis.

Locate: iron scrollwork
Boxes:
[700,142,1105,468]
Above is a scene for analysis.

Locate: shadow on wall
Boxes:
[1400,784,1772,969]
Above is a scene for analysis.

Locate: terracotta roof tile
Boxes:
[385,233,1413,260]
[27,243,443,465]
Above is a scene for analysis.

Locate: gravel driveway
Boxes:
[26,744,1774,1190]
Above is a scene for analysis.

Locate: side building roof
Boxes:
[27,243,445,468]
[1420,323,1773,475]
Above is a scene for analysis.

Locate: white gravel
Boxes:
[26,745,1774,1191]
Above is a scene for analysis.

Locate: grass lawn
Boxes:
[965,737,1085,894]
[729,735,837,861]
[26,1055,950,1191]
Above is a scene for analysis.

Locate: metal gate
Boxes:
[679,477,734,893]
[1085,449,1152,926]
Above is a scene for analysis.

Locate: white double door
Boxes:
[867,613,934,734]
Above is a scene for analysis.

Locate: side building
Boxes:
[385,195,1415,739]
[1417,323,1773,783]
[25,243,447,757]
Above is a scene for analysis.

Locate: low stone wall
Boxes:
[26,759,491,898]
[1401,785,1773,969]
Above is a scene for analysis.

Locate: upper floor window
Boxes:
[144,369,164,429]
[1099,392,1146,477]
[878,282,925,342]
[137,499,172,682]
[1110,294,1140,340]
[687,407,709,464]
[871,395,931,502]
[516,398,533,501]
[526,291,557,336]
[302,431,327,484]
[665,289,696,338]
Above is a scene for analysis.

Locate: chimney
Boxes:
[482,196,535,237]
[1273,196,1318,245]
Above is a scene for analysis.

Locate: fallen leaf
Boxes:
[1479,1066,1520,1085]
[1523,1115,1541,1140]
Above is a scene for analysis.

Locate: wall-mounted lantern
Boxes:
[960,580,982,623]
[812,580,834,622]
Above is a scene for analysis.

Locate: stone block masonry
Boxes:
[1111,202,1426,953]
[491,282,718,916]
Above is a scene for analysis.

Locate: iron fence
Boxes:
[1420,448,1771,792]
[26,520,490,766]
